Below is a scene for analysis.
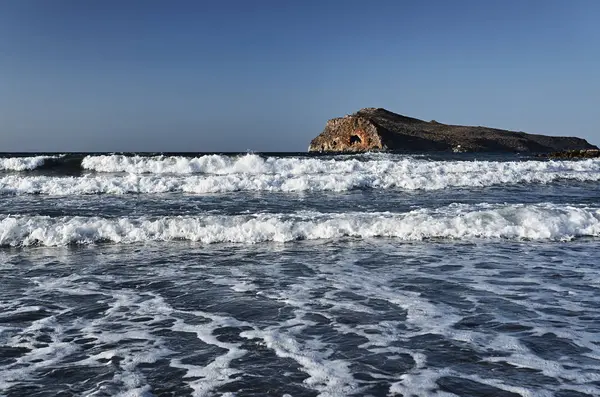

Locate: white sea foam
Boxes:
[82,153,600,178]
[0,313,81,392]
[1,203,599,247]
[82,154,268,174]
[3,231,600,395]
[4,157,600,195]
[0,156,55,171]
[241,314,359,396]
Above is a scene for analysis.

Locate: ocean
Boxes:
[1,152,600,397]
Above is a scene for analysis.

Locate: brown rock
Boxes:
[308,108,598,153]
[544,149,600,159]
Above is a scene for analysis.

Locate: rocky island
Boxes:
[308,108,597,153]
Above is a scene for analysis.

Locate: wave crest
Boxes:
[81,154,600,176]
[2,166,600,195]
[2,204,599,246]
[0,156,55,171]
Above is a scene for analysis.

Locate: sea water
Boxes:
[1,152,599,396]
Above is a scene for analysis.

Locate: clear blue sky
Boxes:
[0,0,598,152]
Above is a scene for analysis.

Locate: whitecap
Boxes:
[3,156,600,195]
[1,203,599,247]
[0,156,56,171]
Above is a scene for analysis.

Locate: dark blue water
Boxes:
[1,153,600,396]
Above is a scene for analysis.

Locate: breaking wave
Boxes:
[2,164,600,195]
[1,154,599,193]
[2,203,599,246]
[0,156,56,171]
[81,154,600,177]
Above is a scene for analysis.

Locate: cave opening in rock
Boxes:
[350,135,362,145]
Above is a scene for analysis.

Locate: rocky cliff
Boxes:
[545,149,600,159]
[308,108,597,153]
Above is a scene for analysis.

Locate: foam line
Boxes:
[1,203,599,246]
[3,159,600,195]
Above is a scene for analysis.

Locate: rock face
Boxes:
[308,108,598,153]
[545,149,600,159]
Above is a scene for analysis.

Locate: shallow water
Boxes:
[1,152,600,396]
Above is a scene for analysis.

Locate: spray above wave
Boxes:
[0,156,57,171]
[2,203,599,246]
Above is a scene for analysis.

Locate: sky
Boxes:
[0,0,598,152]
